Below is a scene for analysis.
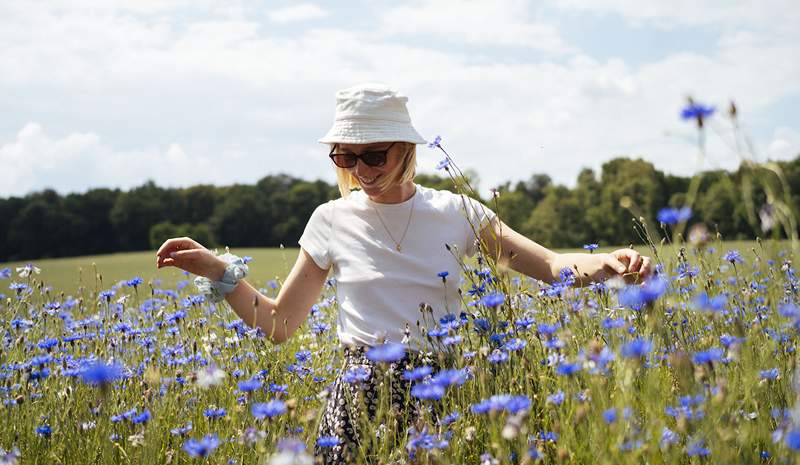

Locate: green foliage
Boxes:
[1,156,799,262]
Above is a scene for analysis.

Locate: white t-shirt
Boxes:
[298,184,496,351]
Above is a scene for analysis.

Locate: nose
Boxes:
[353,158,376,177]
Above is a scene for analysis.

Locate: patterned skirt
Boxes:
[314,346,442,465]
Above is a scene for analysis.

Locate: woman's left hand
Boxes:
[604,248,653,283]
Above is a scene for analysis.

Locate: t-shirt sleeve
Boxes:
[461,194,497,258]
[298,201,333,270]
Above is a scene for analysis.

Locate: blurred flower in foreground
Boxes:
[183,434,220,458]
[366,342,406,363]
[681,99,715,128]
[196,364,226,389]
[80,360,124,387]
[268,437,313,465]
[657,207,692,226]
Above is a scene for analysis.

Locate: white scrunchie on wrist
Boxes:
[194,251,249,303]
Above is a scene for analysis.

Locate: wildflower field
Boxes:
[1,235,799,464]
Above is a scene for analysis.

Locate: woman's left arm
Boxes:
[479,217,652,285]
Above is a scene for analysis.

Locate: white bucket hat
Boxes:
[318,83,427,145]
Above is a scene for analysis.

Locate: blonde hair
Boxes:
[333,142,417,198]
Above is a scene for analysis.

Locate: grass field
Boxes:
[0,239,786,295]
[1,237,799,463]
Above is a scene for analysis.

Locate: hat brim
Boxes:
[318,119,426,145]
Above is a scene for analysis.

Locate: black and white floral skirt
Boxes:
[314,346,441,465]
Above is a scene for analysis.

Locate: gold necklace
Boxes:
[369,187,416,252]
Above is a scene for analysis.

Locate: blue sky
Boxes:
[1,0,798,196]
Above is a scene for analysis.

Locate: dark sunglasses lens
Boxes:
[361,152,387,166]
[332,154,356,168]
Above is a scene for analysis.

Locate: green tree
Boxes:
[110,181,178,251]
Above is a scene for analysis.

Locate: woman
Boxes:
[155,83,652,464]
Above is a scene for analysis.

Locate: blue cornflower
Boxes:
[37,338,59,350]
[36,425,52,437]
[686,440,710,456]
[691,348,724,364]
[693,292,727,313]
[487,350,509,364]
[786,429,800,450]
[618,276,667,310]
[436,158,451,170]
[342,366,370,384]
[183,434,220,458]
[204,408,227,419]
[98,289,116,301]
[411,383,445,401]
[720,334,745,347]
[431,369,468,388]
[657,207,692,225]
[403,366,433,381]
[125,277,144,288]
[620,338,653,359]
[502,338,527,351]
[779,303,800,319]
[252,400,287,419]
[555,362,581,376]
[681,102,715,121]
[760,368,779,380]
[427,135,442,149]
[602,408,618,424]
[80,360,124,386]
[536,322,560,336]
[723,250,744,264]
[0,267,11,279]
[546,391,565,405]
[583,243,599,252]
[661,427,679,448]
[471,394,530,415]
[366,342,406,363]
[237,379,262,392]
[171,423,193,436]
[317,436,342,448]
[479,292,505,308]
[294,350,312,364]
[437,271,449,281]
[132,410,151,424]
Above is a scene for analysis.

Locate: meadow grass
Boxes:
[0,237,797,464]
[0,240,768,295]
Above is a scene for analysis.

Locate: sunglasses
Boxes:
[329,142,396,168]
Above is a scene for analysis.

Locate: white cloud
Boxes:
[0,123,217,196]
[0,1,797,198]
[554,0,800,34]
[378,0,574,54]
[267,4,328,23]
[768,127,800,160]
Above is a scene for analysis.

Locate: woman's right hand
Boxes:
[156,237,227,280]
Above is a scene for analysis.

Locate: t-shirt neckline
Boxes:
[361,184,421,208]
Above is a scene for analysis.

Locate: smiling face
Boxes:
[333,142,399,194]
[331,141,415,200]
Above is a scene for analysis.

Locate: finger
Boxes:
[156,237,195,257]
[639,257,652,278]
[169,249,201,262]
[157,238,182,257]
[604,255,628,274]
[627,251,642,272]
[158,258,178,268]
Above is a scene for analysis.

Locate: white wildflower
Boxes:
[16,264,41,278]
[196,364,226,389]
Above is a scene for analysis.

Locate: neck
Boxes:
[367,181,416,204]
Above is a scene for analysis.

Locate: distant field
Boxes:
[0,247,301,295]
[0,239,790,295]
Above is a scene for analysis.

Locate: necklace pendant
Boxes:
[395,244,402,252]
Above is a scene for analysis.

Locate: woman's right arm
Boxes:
[156,237,329,344]
[223,249,329,343]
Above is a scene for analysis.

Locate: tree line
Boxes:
[2,155,798,262]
